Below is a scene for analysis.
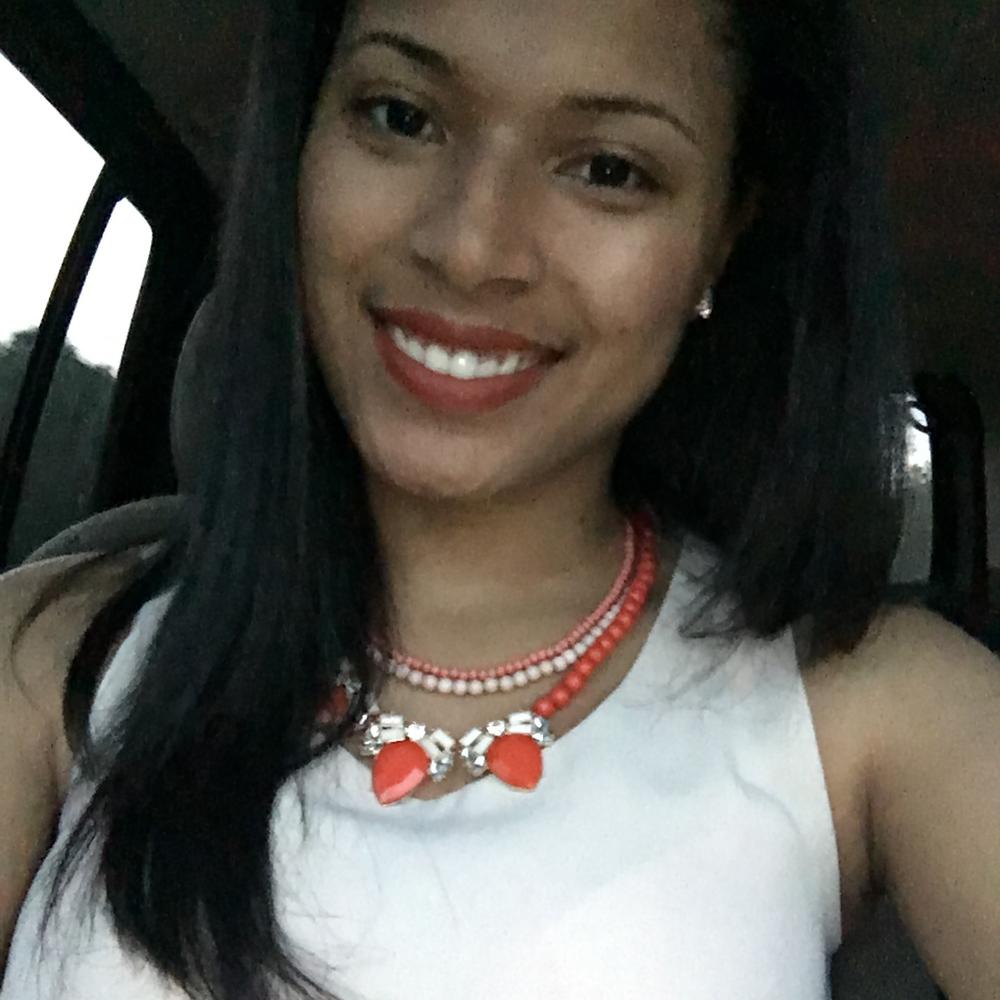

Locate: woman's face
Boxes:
[299,0,740,503]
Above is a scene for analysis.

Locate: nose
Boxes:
[408,145,546,294]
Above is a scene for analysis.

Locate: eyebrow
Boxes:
[340,30,701,148]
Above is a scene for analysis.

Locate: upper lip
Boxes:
[371,305,561,358]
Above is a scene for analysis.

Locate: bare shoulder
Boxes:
[0,550,144,794]
[833,603,1000,846]
[801,602,999,772]
[0,550,145,962]
[817,605,1000,998]
[842,602,997,678]
[849,604,1000,861]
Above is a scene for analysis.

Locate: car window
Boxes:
[891,399,934,585]
[0,53,152,565]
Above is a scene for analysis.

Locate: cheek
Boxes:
[299,142,392,277]
[298,138,404,363]
[548,219,707,437]
[569,222,704,361]
[298,143,375,413]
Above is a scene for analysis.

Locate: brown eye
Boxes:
[575,153,660,195]
[350,95,435,142]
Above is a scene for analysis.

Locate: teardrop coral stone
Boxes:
[373,740,430,805]
[486,734,543,790]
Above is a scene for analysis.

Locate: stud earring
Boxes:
[695,288,714,321]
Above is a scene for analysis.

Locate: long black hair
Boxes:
[32,1,908,998]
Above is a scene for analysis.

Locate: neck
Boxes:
[366,459,627,658]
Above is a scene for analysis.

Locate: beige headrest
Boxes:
[169,294,216,493]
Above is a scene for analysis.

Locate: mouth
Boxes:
[368,308,563,415]
[370,304,563,357]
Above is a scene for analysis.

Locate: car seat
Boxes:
[20,293,215,564]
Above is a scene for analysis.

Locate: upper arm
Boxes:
[0,552,136,967]
[860,606,1000,1000]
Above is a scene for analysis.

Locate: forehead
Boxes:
[338,0,735,142]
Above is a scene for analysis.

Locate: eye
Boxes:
[349,94,437,143]
[568,153,661,196]
[349,94,663,198]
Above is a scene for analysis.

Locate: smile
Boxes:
[371,315,556,416]
[386,324,542,380]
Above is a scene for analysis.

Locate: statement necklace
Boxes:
[323,511,659,805]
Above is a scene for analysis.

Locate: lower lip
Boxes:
[372,320,551,416]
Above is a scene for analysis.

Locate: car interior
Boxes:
[1,1,997,998]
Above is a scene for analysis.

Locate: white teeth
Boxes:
[448,351,479,380]
[423,343,452,374]
[402,337,426,364]
[387,324,541,380]
[498,353,521,376]
[390,325,426,364]
[475,356,500,378]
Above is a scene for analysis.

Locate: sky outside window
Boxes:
[0,52,149,375]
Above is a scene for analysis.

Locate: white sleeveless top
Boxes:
[3,537,842,999]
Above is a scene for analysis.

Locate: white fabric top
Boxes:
[4,537,842,999]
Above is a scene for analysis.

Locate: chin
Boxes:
[361,434,514,504]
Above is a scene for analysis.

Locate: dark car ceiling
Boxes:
[71,0,1000,429]
[75,0,251,190]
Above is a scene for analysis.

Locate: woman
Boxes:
[2,0,998,998]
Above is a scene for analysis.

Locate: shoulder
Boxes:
[809,601,997,692]
[844,602,995,670]
[812,602,1000,843]
[839,602,1000,850]
[0,550,146,795]
[802,602,998,723]
[827,604,1000,795]
[816,605,1000,996]
[0,551,139,960]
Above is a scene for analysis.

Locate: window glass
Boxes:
[64,199,152,376]
[0,52,103,348]
[891,401,934,584]
[0,54,152,564]
[7,199,152,563]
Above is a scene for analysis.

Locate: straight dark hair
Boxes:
[32,1,908,998]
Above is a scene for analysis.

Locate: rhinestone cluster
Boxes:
[358,706,552,781]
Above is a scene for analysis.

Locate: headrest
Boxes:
[170,294,216,493]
